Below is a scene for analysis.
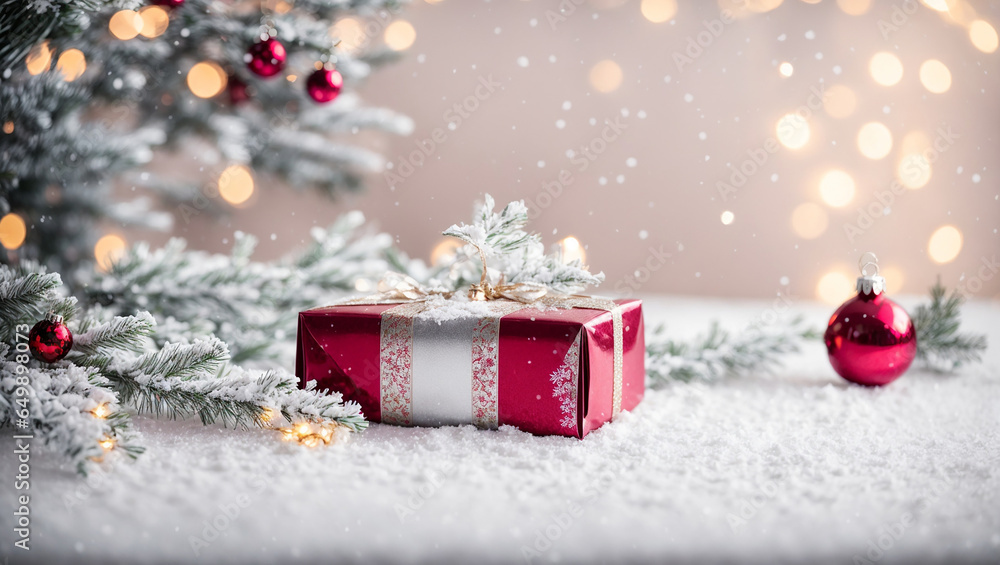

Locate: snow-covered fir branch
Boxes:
[85,211,415,366]
[0,0,411,272]
[441,195,604,294]
[912,282,987,372]
[0,264,368,474]
[645,318,819,385]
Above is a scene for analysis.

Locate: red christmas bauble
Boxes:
[824,264,916,386]
[28,314,74,363]
[306,68,343,103]
[151,0,185,7]
[228,76,250,105]
[246,37,286,78]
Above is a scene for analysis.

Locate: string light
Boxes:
[559,236,587,265]
[92,404,109,419]
[969,20,999,53]
[384,20,417,51]
[918,59,952,93]
[0,213,27,250]
[869,52,904,86]
[187,61,227,99]
[25,41,52,75]
[823,84,857,119]
[790,203,828,239]
[431,237,464,266]
[928,225,962,264]
[775,113,810,149]
[218,165,255,206]
[56,49,86,82]
[95,234,127,272]
[99,437,116,450]
[589,60,623,93]
[856,122,893,160]
[109,10,143,40]
[138,5,170,39]
[640,0,678,23]
[819,170,855,208]
[278,421,343,447]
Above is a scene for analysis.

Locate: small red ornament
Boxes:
[28,313,74,363]
[228,76,250,105]
[246,37,286,78]
[306,67,343,103]
[824,253,917,386]
[151,0,185,7]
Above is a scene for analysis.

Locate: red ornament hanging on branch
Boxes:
[28,313,74,363]
[306,66,343,103]
[246,36,286,78]
[824,252,917,386]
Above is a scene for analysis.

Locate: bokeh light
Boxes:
[56,49,86,82]
[927,225,963,264]
[836,0,871,15]
[856,122,893,160]
[0,213,27,250]
[898,154,932,189]
[869,52,904,86]
[139,5,170,39]
[431,237,463,266]
[969,20,999,53]
[559,236,587,264]
[778,62,794,77]
[790,203,828,239]
[589,60,623,93]
[919,0,949,11]
[109,10,143,40]
[776,113,810,149]
[25,41,52,75]
[819,170,855,208]
[919,59,952,93]
[187,61,227,98]
[640,0,678,23]
[816,270,854,305]
[720,210,735,225]
[822,84,856,119]
[331,17,366,54]
[385,20,417,51]
[880,265,905,295]
[218,165,255,206]
[95,234,127,271]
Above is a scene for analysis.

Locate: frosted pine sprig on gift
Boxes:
[912,282,987,372]
[442,194,604,294]
[646,318,819,385]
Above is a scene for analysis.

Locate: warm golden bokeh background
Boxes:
[124,0,1000,303]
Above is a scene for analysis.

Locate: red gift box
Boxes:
[296,298,644,438]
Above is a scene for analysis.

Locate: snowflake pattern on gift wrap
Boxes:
[379,303,427,425]
[550,331,581,432]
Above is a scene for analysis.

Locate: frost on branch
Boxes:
[442,194,604,294]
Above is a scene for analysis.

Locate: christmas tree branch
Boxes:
[912,281,987,372]
[646,317,819,385]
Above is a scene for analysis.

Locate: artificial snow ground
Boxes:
[2,295,999,565]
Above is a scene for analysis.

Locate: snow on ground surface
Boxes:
[1,295,998,565]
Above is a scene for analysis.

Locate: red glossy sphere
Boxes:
[28,319,74,363]
[306,68,343,103]
[228,76,250,105]
[824,291,916,386]
[246,38,286,78]
[151,0,185,7]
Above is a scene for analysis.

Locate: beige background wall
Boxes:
[161,0,1000,302]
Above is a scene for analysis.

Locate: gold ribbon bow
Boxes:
[466,243,549,303]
